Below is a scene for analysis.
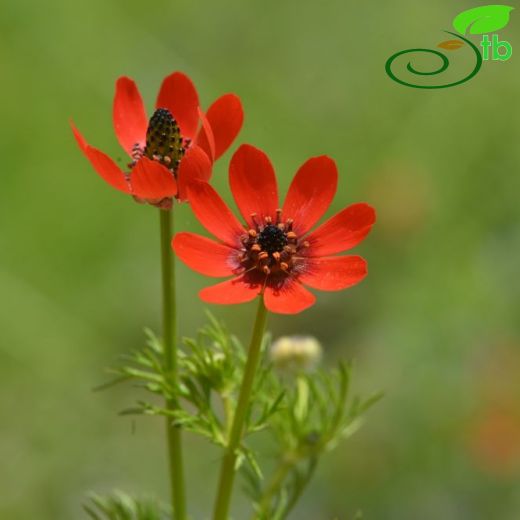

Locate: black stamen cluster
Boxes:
[258,224,288,254]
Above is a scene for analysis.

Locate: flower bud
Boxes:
[269,335,322,373]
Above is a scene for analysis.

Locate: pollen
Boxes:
[239,211,303,277]
[143,108,187,173]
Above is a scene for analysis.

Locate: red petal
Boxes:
[71,121,131,193]
[130,157,177,199]
[299,255,367,290]
[173,232,238,277]
[200,276,260,305]
[263,280,316,314]
[282,156,338,235]
[304,203,376,256]
[176,145,212,201]
[187,181,245,247]
[155,72,199,140]
[200,94,244,160]
[113,77,148,156]
[195,108,216,162]
[229,144,279,226]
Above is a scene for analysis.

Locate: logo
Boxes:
[385,5,514,89]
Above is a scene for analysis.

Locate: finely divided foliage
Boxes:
[96,317,380,519]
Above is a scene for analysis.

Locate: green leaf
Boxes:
[453,5,514,35]
[358,391,385,415]
[84,491,168,520]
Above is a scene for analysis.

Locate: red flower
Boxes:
[71,72,244,208]
[173,145,376,314]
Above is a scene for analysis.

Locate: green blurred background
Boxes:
[2,0,520,518]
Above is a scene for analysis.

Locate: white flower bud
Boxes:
[269,335,323,373]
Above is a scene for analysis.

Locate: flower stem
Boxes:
[212,298,269,520]
[159,209,186,520]
[254,453,317,519]
[255,458,292,518]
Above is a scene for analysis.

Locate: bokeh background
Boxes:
[1,0,520,518]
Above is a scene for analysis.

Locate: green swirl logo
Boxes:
[385,5,514,89]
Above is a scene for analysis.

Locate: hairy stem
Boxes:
[160,209,186,520]
[213,299,269,520]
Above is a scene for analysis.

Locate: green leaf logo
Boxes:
[453,5,514,35]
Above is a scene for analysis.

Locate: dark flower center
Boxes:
[143,108,189,173]
[238,212,309,277]
[258,224,288,254]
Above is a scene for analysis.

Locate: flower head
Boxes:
[71,72,244,208]
[173,144,376,314]
[270,335,323,373]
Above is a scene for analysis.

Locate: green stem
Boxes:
[255,458,293,518]
[212,299,269,520]
[280,457,318,518]
[221,393,233,440]
[159,209,186,520]
[254,375,316,519]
